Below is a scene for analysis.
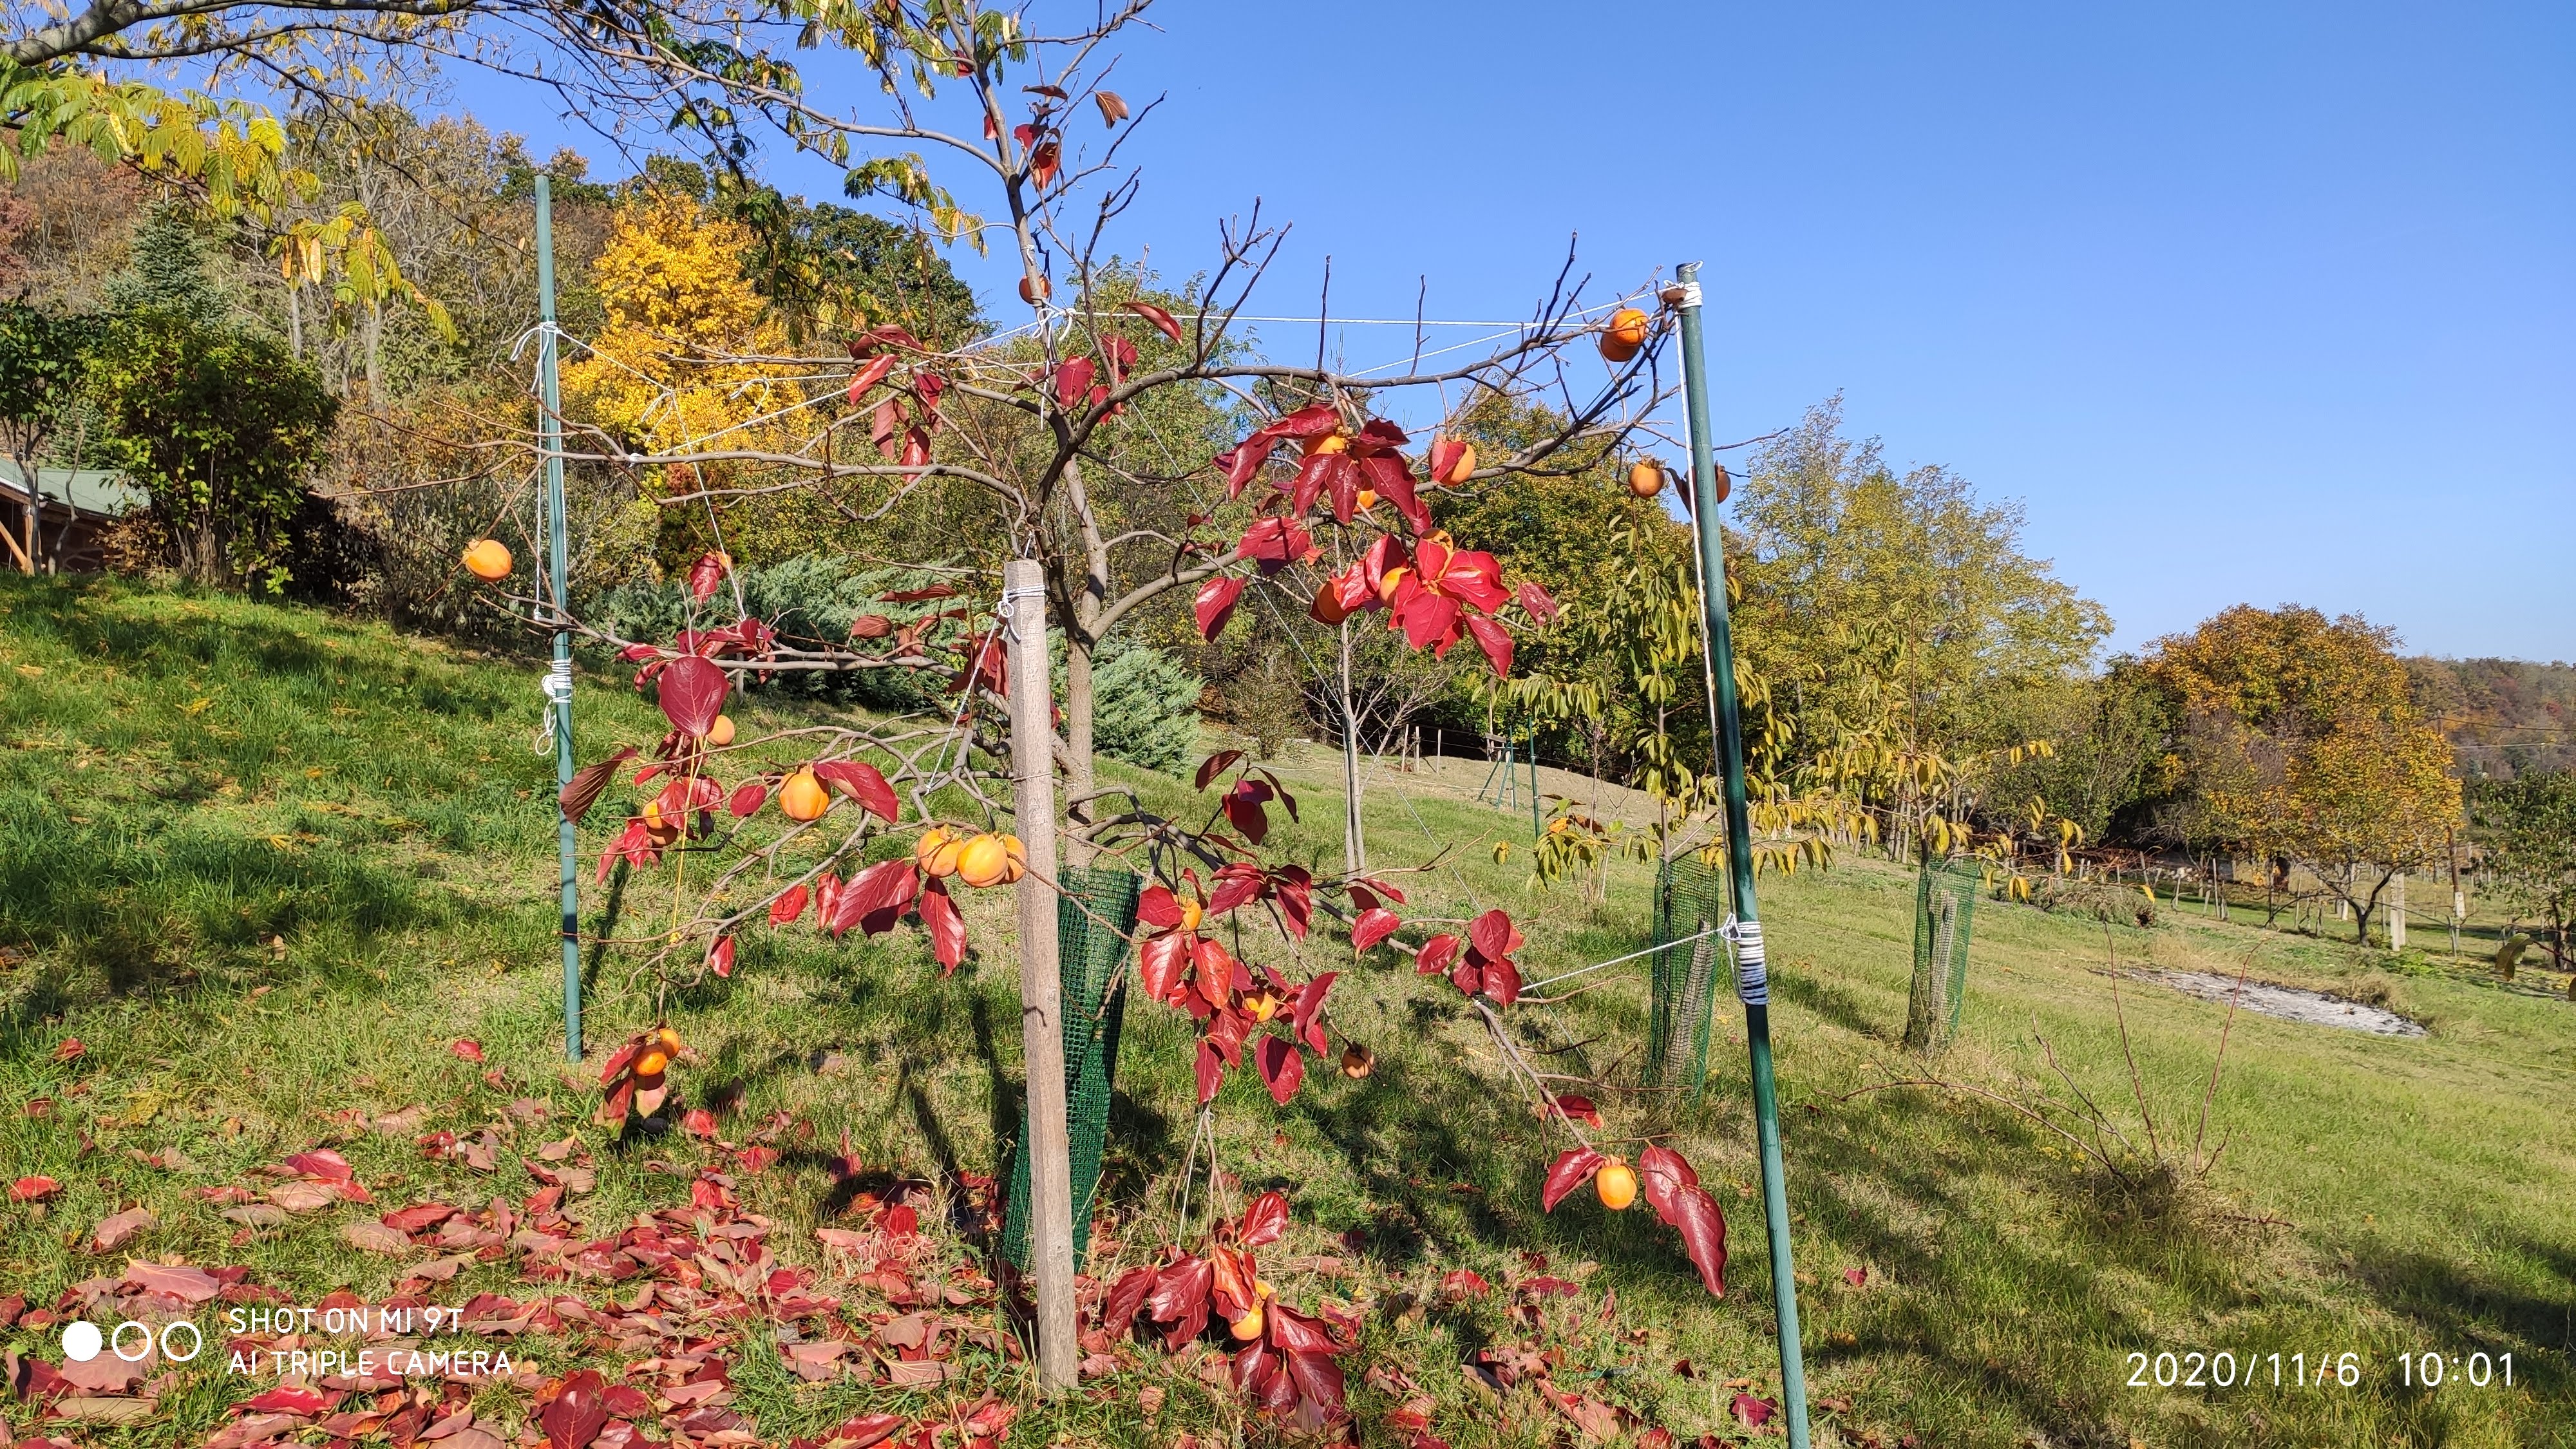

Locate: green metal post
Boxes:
[1675,260,1811,1445]
[537,177,581,1063]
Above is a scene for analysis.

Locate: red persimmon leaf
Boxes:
[846,353,896,405]
[728,781,768,817]
[1551,1095,1603,1128]
[1207,868,1265,916]
[685,553,727,603]
[826,1414,907,1449]
[706,934,735,978]
[655,656,730,737]
[1540,1148,1608,1213]
[285,1148,356,1182]
[560,746,639,825]
[1123,300,1182,342]
[1103,1265,1157,1336]
[1137,886,1186,929]
[1635,1144,1700,1221]
[1350,902,1412,949]
[1148,1255,1213,1349]
[1054,356,1096,412]
[1352,875,1408,906]
[1271,403,1340,439]
[1193,1041,1224,1106]
[1439,1268,1490,1299]
[450,1039,485,1064]
[1236,1189,1290,1248]
[834,858,920,938]
[1450,957,1482,998]
[1469,908,1525,961]
[1291,970,1335,1056]
[1193,750,1244,791]
[1395,590,1460,652]
[1194,575,1246,641]
[539,1370,609,1449]
[1221,784,1270,845]
[10,1175,59,1202]
[243,1385,330,1414]
[880,584,960,603]
[1255,1036,1304,1104]
[1463,614,1514,678]
[1139,933,1191,1003]
[382,1203,458,1234]
[1414,934,1460,976]
[916,877,967,972]
[1480,956,1521,1007]
[1639,1148,1727,1297]
[1730,1392,1772,1428]
[811,759,900,820]
[768,885,810,926]
[1516,580,1560,624]
[1426,436,1467,484]
[1216,440,1273,498]
[1361,451,1428,532]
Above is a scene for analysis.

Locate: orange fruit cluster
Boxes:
[915,828,1027,887]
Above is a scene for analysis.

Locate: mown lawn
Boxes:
[1,574,2569,1448]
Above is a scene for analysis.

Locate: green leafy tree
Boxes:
[88,305,337,591]
[0,299,102,571]
[1728,397,2110,858]
[2472,772,2576,977]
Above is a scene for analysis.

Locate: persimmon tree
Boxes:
[457,3,1745,1428]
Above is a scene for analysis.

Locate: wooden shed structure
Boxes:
[0,460,144,574]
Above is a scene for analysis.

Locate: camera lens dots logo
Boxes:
[61,1320,103,1362]
[59,1318,201,1365]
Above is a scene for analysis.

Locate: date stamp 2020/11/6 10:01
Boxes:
[2125,1350,2515,1392]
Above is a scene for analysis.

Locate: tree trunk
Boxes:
[1058,623,1097,869]
[1338,621,1364,876]
[365,299,384,410]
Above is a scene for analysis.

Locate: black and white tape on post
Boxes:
[1721,915,1767,1007]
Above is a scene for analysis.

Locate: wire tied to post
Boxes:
[536,658,573,752]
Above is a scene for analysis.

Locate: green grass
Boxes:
[1,574,2570,1448]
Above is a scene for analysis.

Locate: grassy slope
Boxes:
[1,575,2570,1449]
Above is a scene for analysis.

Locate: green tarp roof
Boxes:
[0,460,143,516]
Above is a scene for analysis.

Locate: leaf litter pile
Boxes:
[5,1038,1836,1449]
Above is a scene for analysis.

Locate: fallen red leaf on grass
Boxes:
[538,1369,610,1449]
[53,1038,85,1062]
[451,1039,486,1063]
[90,1206,155,1251]
[10,1175,59,1202]
[242,1385,332,1415]
[1731,1392,1776,1428]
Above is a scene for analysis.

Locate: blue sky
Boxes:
[453,1,2574,661]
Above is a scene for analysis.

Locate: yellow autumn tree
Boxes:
[565,192,793,452]
[2150,605,2461,943]
[564,192,840,573]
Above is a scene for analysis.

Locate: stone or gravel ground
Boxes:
[2146,969,2427,1036]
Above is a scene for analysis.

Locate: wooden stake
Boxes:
[1001,558,1079,1393]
